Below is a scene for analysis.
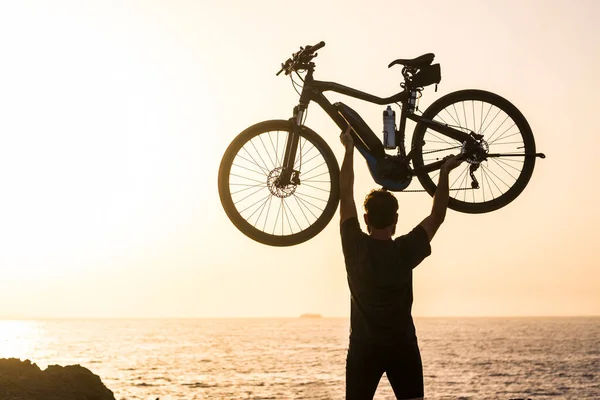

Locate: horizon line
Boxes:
[1,314,599,320]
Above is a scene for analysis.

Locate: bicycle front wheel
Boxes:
[218,120,340,246]
[412,90,536,213]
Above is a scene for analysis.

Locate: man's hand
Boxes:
[340,125,354,149]
[440,154,464,172]
[339,125,357,224]
[420,154,464,242]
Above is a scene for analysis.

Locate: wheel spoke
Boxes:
[450,165,468,188]
[268,131,279,168]
[481,163,507,192]
[296,148,321,169]
[231,183,267,196]
[295,137,310,166]
[491,157,523,173]
[452,103,461,127]
[301,183,330,193]
[281,199,288,235]
[283,199,302,233]
[277,131,284,168]
[230,173,266,185]
[487,120,514,144]
[489,157,518,181]
[235,186,270,210]
[241,147,270,175]
[301,160,327,178]
[260,134,277,170]
[292,195,312,226]
[294,191,328,204]
[485,115,510,143]
[293,194,320,219]
[472,100,476,134]
[253,139,273,173]
[248,193,272,226]
[302,170,330,181]
[236,151,269,175]
[479,101,493,135]
[480,167,486,202]
[481,166,496,200]
[262,195,274,232]
[232,163,267,177]
[272,197,283,235]
[480,107,502,136]
[459,168,469,201]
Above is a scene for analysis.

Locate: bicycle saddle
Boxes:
[388,53,435,69]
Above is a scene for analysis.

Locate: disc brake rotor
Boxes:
[267,167,297,198]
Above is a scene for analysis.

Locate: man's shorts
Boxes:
[345,339,424,400]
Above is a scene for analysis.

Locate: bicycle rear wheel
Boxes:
[412,90,536,213]
[218,120,340,246]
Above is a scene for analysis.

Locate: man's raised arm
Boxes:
[339,126,357,224]
[419,155,464,241]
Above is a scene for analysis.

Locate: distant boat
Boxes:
[300,313,322,318]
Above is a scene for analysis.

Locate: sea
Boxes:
[0,317,598,400]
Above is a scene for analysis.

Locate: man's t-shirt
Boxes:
[340,217,431,345]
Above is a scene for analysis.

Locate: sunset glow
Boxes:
[0,0,598,318]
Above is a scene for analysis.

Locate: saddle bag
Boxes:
[411,63,441,87]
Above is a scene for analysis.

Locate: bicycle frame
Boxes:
[279,66,477,187]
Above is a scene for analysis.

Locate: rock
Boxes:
[0,358,115,400]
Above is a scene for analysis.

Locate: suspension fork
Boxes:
[279,105,305,186]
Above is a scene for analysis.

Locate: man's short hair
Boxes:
[363,189,398,229]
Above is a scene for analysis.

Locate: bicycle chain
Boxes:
[400,144,472,193]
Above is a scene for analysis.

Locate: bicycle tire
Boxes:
[218,120,340,246]
[412,90,536,213]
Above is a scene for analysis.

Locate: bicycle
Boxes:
[218,41,545,246]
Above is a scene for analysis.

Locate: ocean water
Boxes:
[0,317,598,399]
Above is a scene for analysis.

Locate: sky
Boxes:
[0,0,599,318]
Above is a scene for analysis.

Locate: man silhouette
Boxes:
[339,126,463,400]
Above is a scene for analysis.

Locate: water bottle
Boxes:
[383,106,396,149]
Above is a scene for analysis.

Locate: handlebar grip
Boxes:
[309,41,325,52]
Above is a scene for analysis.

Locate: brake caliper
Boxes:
[290,170,301,185]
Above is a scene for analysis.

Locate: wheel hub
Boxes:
[267,167,297,198]
[462,138,489,165]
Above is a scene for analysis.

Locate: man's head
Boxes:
[363,189,399,236]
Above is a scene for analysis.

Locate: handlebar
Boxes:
[276,41,326,76]
[308,41,325,52]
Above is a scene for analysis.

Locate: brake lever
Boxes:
[276,58,293,76]
[277,45,316,76]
